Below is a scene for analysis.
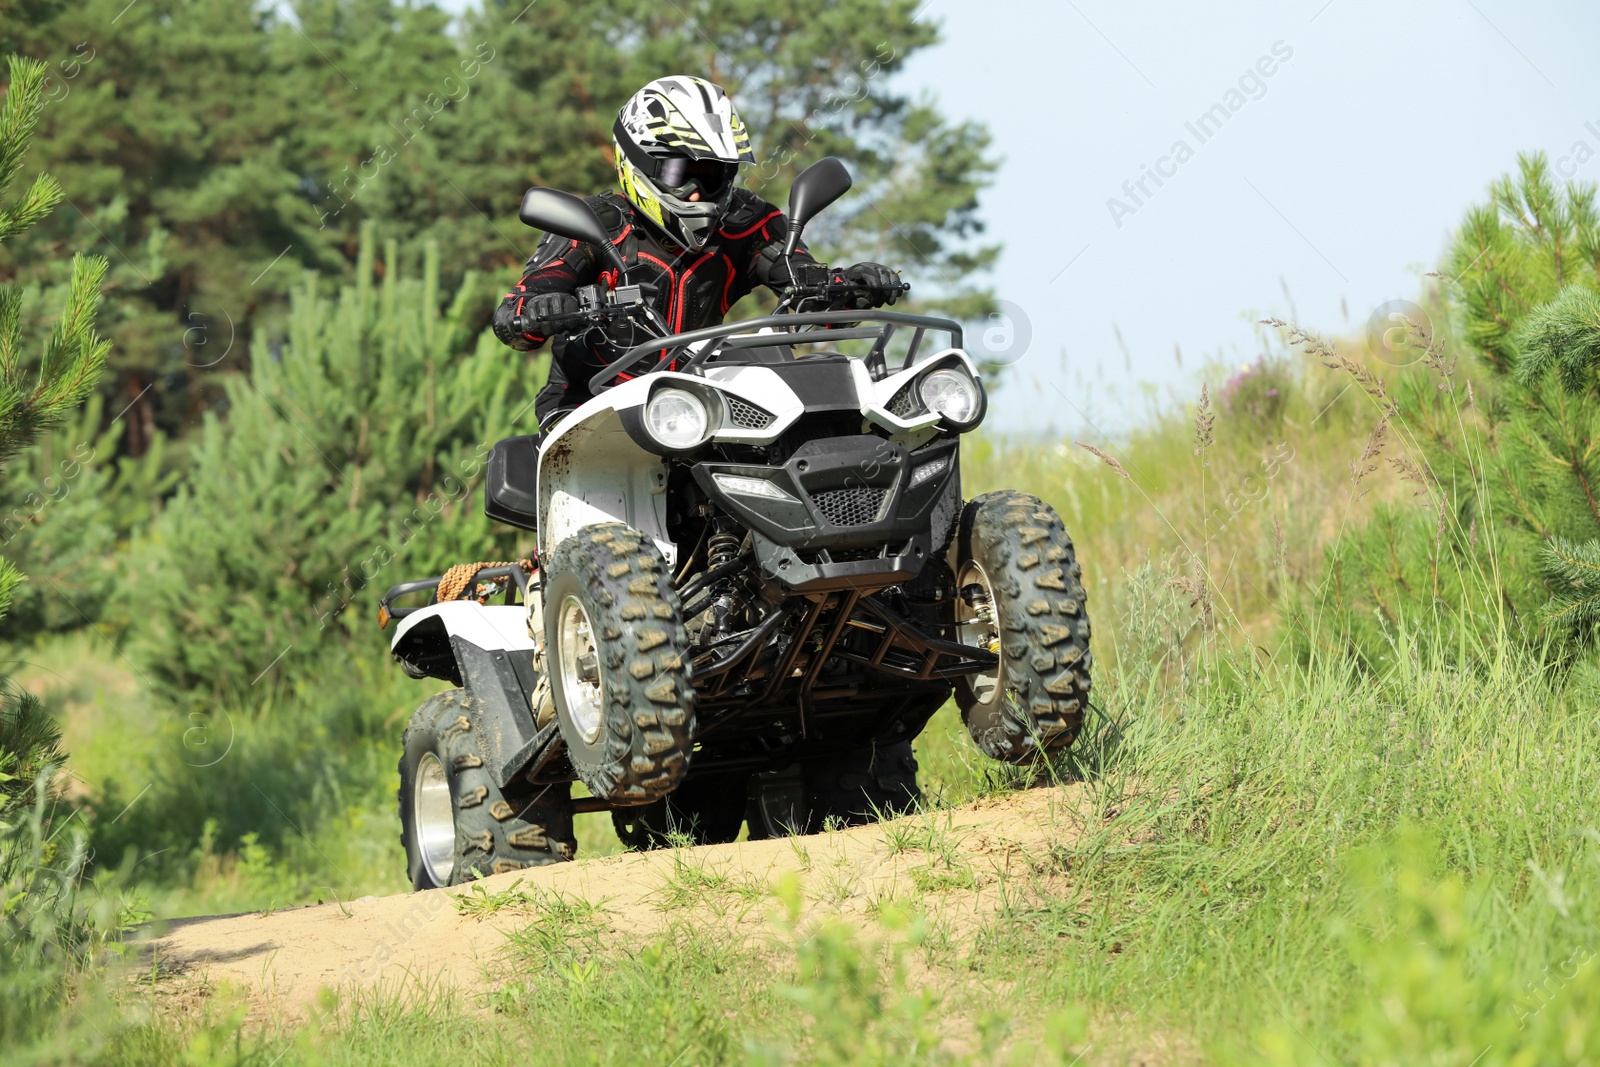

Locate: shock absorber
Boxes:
[707,528,741,571]
[706,523,745,636]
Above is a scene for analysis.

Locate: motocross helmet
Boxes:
[613,76,755,250]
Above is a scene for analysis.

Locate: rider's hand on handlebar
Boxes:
[518,292,582,334]
[840,262,904,309]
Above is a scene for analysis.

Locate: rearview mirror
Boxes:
[783,157,853,258]
[518,187,626,275]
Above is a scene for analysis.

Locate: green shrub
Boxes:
[0,399,174,639]
[1217,355,1292,434]
[1284,153,1600,667]
[120,226,540,702]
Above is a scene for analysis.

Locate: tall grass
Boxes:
[971,585,1600,1062]
[962,349,1381,643]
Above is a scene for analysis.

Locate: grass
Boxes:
[451,878,606,921]
[15,344,1600,1063]
[83,630,1600,1063]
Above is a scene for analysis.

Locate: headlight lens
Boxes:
[712,474,798,503]
[909,456,949,488]
[918,368,980,425]
[645,388,710,449]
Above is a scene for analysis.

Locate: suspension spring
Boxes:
[707,529,741,571]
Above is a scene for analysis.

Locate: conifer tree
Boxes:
[0,54,109,623]
[121,223,541,699]
[1299,154,1600,662]
[0,56,107,1014]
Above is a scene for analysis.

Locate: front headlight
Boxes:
[918,368,981,425]
[712,473,799,503]
[645,388,710,450]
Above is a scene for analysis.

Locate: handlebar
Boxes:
[527,266,925,393]
[587,309,964,393]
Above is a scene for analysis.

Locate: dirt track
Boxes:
[144,784,1086,1016]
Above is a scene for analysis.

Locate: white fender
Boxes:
[533,365,812,565]
[391,600,533,656]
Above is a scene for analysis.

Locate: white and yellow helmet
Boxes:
[613,76,755,250]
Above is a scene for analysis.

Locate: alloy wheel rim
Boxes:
[955,560,1004,705]
[413,751,455,885]
[557,595,605,744]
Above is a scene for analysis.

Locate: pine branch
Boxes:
[1514,284,1600,394]
[0,284,19,378]
[1541,535,1600,623]
[0,171,62,245]
[0,56,109,476]
[0,58,62,248]
[0,56,50,194]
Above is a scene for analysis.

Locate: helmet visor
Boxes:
[655,156,739,199]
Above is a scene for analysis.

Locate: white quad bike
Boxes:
[380,159,1093,889]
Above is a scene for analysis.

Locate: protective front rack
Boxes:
[590,310,966,392]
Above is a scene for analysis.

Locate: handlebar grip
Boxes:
[522,310,595,336]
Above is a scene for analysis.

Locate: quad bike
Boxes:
[380,159,1093,889]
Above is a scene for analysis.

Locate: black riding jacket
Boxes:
[491,189,821,427]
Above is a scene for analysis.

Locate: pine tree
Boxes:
[0,54,109,621]
[0,399,174,639]
[1297,154,1600,664]
[121,224,542,699]
[0,56,107,1041]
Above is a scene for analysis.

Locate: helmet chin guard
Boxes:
[613,76,755,250]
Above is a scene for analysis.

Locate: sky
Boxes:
[436,0,1600,435]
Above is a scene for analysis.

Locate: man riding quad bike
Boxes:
[380,76,1093,889]
[492,75,906,433]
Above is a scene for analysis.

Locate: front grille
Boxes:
[886,382,921,419]
[795,545,883,565]
[725,396,775,429]
[812,486,887,527]
[827,545,883,563]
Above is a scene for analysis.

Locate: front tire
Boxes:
[953,491,1092,763]
[544,522,696,803]
[399,690,575,890]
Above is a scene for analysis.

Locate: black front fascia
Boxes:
[692,435,959,590]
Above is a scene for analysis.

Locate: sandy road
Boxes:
[144,783,1086,1016]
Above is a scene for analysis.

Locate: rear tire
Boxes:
[544,522,696,803]
[398,690,575,890]
[746,741,921,837]
[803,739,921,827]
[611,772,749,849]
[954,491,1092,762]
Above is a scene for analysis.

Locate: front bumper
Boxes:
[692,434,960,592]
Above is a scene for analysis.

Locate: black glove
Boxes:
[840,262,903,309]
[519,291,581,334]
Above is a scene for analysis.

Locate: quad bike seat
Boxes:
[485,433,540,531]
